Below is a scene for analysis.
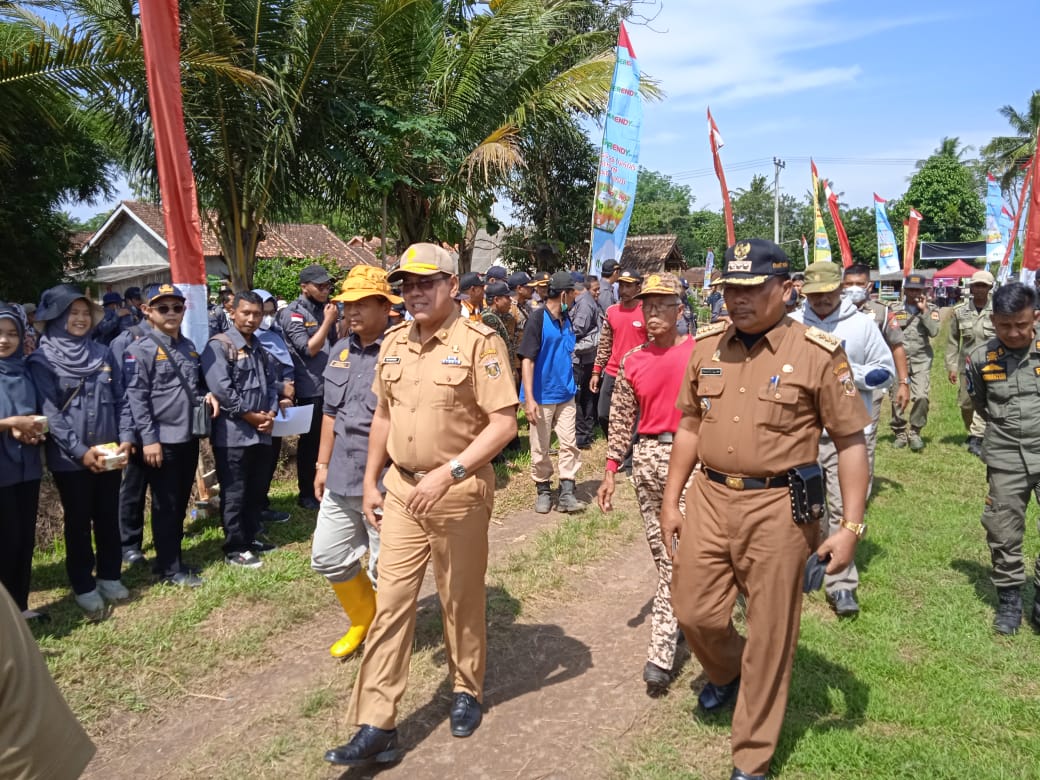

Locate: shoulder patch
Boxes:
[384,320,410,336]
[462,319,497,337]
[805,326,842,353]
[694,321,728,339]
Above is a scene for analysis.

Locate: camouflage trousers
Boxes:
[632,437,687,670]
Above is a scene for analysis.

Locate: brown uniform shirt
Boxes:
[676,317,871,477]
[373,308,519,473]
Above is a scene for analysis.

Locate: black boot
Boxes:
[1032,589,1040,630]
[994,587,1022,635]
[535,481,552,514]
[324,725,403,766]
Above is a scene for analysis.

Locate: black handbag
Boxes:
[142,330,212,439]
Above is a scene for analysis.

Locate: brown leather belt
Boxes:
[704,468,789,491]
[395,465,428,481]
[639,432,675,443]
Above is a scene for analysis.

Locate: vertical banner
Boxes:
[810,159,832,262]
[702,249,715,290]
[590,22,642,277]
[824,179,853,267]
[707,108,735,246]
[999,160,1032,284]
[1000,205,1013,250]
[800,234,809,265]
[984,173,1006,272]
[139,0,208,349]
[874,193,900,276]
[904,208,922,277]
[1021,141,1040,285]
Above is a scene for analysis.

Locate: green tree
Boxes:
[902,154,984,243]
[982,90,1040,203]
[627,168,697,259]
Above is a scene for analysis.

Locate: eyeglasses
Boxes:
[641,302,680,314]
[310,282,333,291]
[155,304,185,315]
[399,276,449,294]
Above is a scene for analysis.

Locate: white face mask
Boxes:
[260,314,275,330]
[842,285,867,305]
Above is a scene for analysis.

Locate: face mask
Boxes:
[260,314,275,330]
[842,285,867,305]
[561,303,569,313]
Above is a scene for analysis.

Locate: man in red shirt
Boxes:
[596,272,695,696]
[591,268,646,444]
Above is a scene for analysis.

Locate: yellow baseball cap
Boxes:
[387,243,456,283]
[636,272,682,298]
[333,264,403,304]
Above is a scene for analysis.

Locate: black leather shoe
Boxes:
[731,768,767,780]
[697,676,739,713]
[297,496,320,510]
[1031,599,1040,630]
[324,725,403,767]
[643,661,671,697]
[828,589,860,617]
[449,692,482,737]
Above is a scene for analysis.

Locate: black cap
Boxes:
[601,259,620,276]
[299,264,334,284]
[144,282,186,305]
[618,268,643,284]
[717,239,790,286]
[124,286,142,300]
[485,281,511,299]
[459,272,485,291]
[485,265,508,280]
[549,271,575,294]
[904,273,927,289]
[102,292,122,306]
[506,271,532,289]
[530,271,551,287]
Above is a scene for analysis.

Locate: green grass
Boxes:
[609,326,1040,779]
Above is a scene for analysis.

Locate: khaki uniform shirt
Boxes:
[890,302,940,362]
[965,335,1040,472]
[946,298,995,374]
[676,318,871,477]
[374,308,519,473]
[860,299,904,349]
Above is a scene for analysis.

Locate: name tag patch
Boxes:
[700,367,722,375]
[382,356,401,363]
[442,356,462,366]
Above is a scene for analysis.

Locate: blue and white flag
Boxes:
[984,174,1006,272]
[874,194,899,276]
[702,249,715,290]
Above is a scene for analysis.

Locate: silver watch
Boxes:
[449,459,467,480]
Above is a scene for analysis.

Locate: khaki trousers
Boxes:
[981,467,1040,589]
[672,474,817,777]
[529,399,581,482]
[349,464,494,729]
[818,437,858,594]
[890,358,932,433]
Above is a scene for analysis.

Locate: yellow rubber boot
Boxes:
[329,574,376,658]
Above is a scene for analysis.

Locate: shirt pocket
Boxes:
[324,371,349,410]
[431,365,471,409]
[757,384,800,430]
[380,363,403,403]
[697,377,725,423]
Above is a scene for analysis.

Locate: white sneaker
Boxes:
[97,578,130,601]
[75,589,105,613]
[225,550,264,569]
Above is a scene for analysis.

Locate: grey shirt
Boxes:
[597,283,617,316]
[201,327,278,448]
[323,332,384,496]
[279,295,334,398]
[570,290,602,364]
[125,324,204,446]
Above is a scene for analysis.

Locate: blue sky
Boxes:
[68,0,1039,227]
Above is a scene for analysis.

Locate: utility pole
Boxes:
[773,157,786,243]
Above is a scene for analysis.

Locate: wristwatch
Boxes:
[899,378,910,385]
[839,519,867,538]
[449,459,467,480]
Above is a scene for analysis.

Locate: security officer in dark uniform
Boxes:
[279,264,338,509]
[124,283,217,586]
[965,282,1040,634]
[111,319,151,566]
[202,291,279,568]
[660,239,870,780]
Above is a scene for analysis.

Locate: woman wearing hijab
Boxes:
[0,305,46,619]
[27,285,133,617]
[253,289,296,526]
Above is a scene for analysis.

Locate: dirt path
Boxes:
[85,500,692,779]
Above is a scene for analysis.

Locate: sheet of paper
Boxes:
[271,404,314,437]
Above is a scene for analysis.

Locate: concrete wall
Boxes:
[98,218,167,268]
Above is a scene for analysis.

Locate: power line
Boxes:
[669,156,921,181]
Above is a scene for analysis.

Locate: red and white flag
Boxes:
[824,180,853,268]
[707,107,735,246]
[1021,130,1040,279]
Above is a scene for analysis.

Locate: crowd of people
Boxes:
[2,236,1037,780]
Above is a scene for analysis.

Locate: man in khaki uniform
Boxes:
[965,282,1040,634]
[660,239,870,780]
[947,270,996,457]
[325,243,518,768]
[889,273,940,451]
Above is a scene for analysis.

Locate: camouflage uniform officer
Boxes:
[660,239,870,780]
[947,270,996,458]
[965,282,1040,634]
[889,273,940,451]
[596,273,695,697]
[325,243,518,769]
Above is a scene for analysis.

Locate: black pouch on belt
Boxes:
[788,463,825,525]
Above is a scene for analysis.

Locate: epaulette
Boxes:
[384,320,410,336]
[694,321,728,339]
[463,319,497,337]
[805,326,842,353]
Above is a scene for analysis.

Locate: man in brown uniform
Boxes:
[946,269,995,457]
[324,243,518,768]
[660,239,870,780]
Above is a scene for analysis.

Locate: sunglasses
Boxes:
[154,303,185,315]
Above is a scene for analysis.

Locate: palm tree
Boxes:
[914,136,972,170]
[982,90,1040,197]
